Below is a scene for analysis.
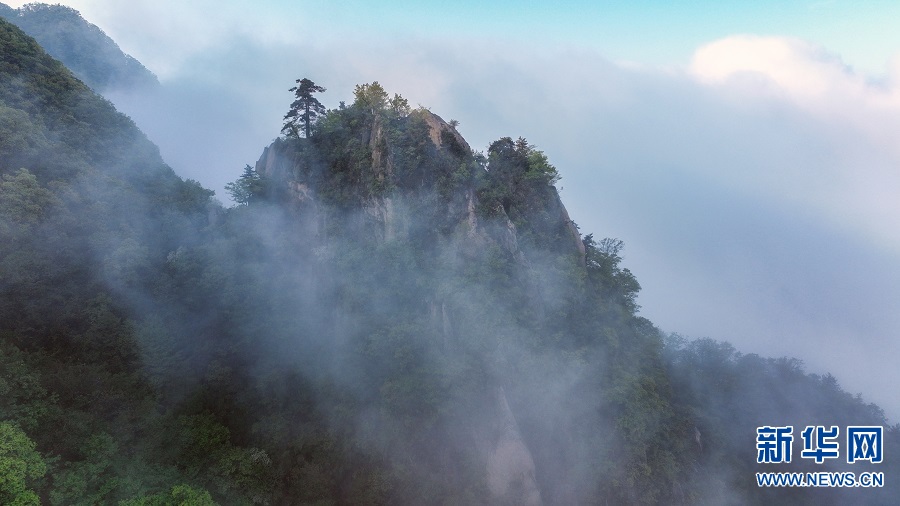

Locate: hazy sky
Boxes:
[9,0,900,420]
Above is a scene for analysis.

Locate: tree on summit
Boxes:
[282,78,326,138]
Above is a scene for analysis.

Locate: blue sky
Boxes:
[6,0,900,73]
[8,1,900,75]
[7,0,900,419]
[303,0,900,73]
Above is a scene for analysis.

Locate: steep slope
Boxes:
[0,2,158,92]
[0,18,225,504]
[243,82,898,505]
[2,14,897,504]
[244,84,685,504]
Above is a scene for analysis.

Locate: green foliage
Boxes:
[225,165,267,205]
[120,484,216,506]
[388,93,410,117]
[0,168,55,229]
[0,18,231,505]
[353,81,389,115]
[475,137,566,251]
[283,78,326,138]
[3,21,896,503]
[0,422,46,506]
[0,104,48,163]
[165,411,272,503]
[583,235,641,314]
[49,432,120,505]
[0,342,52,432]
[0,19,170,185]
[0,3,158,91]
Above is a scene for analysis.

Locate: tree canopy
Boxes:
[224,164,267,205]
[282,77,326,138]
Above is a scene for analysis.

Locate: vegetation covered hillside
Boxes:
[0,2,158,92]
[0,17,896,505]
[1,17,226,504]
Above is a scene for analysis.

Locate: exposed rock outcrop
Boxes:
[413,109,471,154]
[364,194,406,242]
[252,108,592,505]
[554,190,587,266]
[486,386,543,506]
[255,140,324,241]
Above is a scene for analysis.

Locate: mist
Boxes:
[3,5,899,501]
[93,28,900,422]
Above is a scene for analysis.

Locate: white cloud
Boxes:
[688,36,900,256]
[691,36,860,100]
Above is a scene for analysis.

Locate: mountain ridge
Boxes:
[0,2,158,92]
[1,16,897,505]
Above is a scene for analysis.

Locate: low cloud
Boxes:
[22,1,900,419]
[689,35,900,255]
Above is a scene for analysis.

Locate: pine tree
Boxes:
[282,78,326,138]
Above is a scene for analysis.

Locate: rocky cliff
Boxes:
[250,106,605,504]
[255,108,583,264]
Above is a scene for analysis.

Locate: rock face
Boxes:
[486,386,543,506]
[253,108,594,505]
[414,108,471,153]
[255,140,324,241]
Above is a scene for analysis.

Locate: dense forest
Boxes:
[0,15,896,505]
[0,2,157,92]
